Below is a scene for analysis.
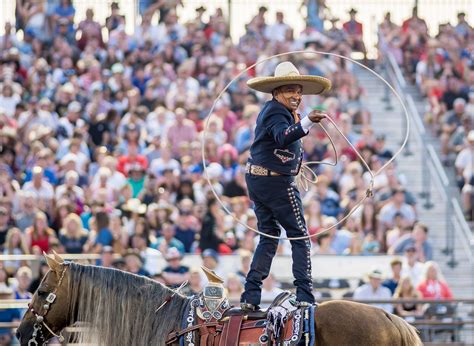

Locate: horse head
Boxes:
[17,252,70,346]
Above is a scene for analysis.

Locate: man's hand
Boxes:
[307,110,327,123]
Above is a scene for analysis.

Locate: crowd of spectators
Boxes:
[353,256,452,316]
[0,0,457,341]
[379,6,474,220]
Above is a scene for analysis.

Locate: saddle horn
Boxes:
[201,266,224,284]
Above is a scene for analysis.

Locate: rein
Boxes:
[27,264,68,346]
[155,280,188,313]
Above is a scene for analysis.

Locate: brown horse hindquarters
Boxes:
[314,301,422,346]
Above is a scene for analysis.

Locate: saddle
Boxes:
[166,268,317,346]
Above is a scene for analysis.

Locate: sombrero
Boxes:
[247,61,332,95]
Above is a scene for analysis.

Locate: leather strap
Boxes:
[199,325,209,346]
[166,322,220,344]
[224,315,244,346]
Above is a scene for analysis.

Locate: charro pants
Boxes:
[241,174,314,306]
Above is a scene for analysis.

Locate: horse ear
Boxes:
[52,250,64,263]
[43,252,61,272]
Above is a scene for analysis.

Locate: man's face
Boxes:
[392,263,402,276]
[275,84,302,112]
[369,277,381,289]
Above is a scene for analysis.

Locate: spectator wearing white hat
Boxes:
[353,268,393,313]
[162,247,189,288]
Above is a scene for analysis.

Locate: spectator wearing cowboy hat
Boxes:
[123,249,150,277]
[342,8,367,60]
[162,247,189,288]
[353,268,393,313]
[240,61,331,311]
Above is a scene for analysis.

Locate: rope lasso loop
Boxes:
[201,50,410,241]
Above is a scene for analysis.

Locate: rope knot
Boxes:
[366,180,375,198]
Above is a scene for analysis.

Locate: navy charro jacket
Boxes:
[248,98,307,176]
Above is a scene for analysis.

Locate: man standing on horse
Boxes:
[241,61,331,311]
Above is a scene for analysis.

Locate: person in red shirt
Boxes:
[342,8,367,60]
[401,6,427,35]
[25,211,57,254]
[417,261,453,299]
[116,142,148,177]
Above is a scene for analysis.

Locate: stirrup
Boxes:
[240,302,260,311]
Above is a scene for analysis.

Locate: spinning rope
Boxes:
[201,50,410,241]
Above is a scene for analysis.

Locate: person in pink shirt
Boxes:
[417,261,453,299]
[166,108,197,157]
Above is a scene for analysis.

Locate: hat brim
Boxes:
[247,75,331,95]
[123,205,147,214]
[368,273,383,279]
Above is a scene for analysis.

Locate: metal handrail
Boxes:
[406,95,426,136]
[427,159,448,203]
[382,49,474,267]
[427,145,450,187]
[451,199,474,263]
[387,53,406,90]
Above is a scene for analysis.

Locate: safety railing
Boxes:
[382,46,474,269]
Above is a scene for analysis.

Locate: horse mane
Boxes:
[67,262,189,346]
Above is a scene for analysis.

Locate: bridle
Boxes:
[26,263,69,346]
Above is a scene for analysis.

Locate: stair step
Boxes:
[354,63,473,299]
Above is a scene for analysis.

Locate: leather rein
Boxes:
[27,264,69,346]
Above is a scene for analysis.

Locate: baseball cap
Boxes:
[201,249,219,262]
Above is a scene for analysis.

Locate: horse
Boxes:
[16,253,423,345]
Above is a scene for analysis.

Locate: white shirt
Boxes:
[149,158,180,177]
[353,283,393,313]
[401,260,424,287]
[301,116,314,133]
[58,117,86,139]
[455,147,474,180]
[141,247,164,275]
[91,171,127,191]
[264,22,290,42]
[55,185,85,202]
[379,202,416,225]
[0,94,21,117]
[18,110,57,132]
[22,181,54,201]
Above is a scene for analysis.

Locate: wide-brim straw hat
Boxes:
[247,61,331,95]
[123,198,147,214]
